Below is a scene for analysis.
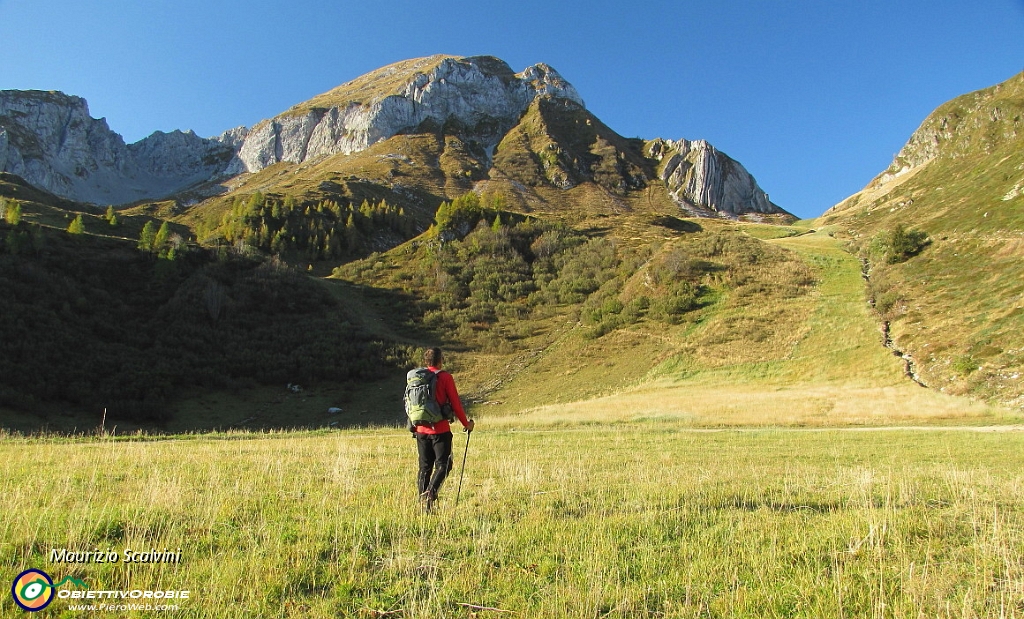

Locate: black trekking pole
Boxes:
[454,424,472,507]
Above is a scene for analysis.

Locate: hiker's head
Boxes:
[424,347,443,368]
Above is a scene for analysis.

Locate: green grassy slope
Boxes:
[822,71,1024,408]
[489,230,1007,427]
[331,213,851,417]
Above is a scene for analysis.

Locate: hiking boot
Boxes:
[420,490,437,514]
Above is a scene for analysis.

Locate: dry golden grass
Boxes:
[492,381,1002,428]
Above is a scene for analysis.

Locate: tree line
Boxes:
[216,192,417,260]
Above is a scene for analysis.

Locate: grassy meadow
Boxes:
[2,426,1023,618]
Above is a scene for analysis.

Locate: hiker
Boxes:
[407,347,474,511]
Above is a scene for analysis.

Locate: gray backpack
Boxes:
[404,368,454,426]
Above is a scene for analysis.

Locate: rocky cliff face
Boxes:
[0,90,234,205]
[646,138,781,217]
[233,55,584,173]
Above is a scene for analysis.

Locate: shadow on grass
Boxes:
[650,216,703,234]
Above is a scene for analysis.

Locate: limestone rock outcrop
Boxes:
[0,90,234,205]
[234,55,584,173]
[646,138,782,217]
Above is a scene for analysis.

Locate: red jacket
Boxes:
[415,366,469,434]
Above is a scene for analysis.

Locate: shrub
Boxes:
[952,354,980,375]
[870,225,930,264]
[2,199,22,225]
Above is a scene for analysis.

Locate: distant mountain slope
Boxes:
[0,90,235,205]
[822,71,1024,408]
[2,55,788,221]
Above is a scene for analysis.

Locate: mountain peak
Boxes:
[232,55,585,174]
[292,55,582,114]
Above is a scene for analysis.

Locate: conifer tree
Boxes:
[271,230,287,254]
[4,200,22,225]
[344,213,361,252]
[138,221,155,251]
[30,224,45,252]
[326,232,341,258]
[67,214,85,234]
[247,191,264,211]
[5,229,20,254]
[154,221,171,251]
[358,200,374,231]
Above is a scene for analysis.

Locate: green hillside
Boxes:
[3,72,1024,431]
[0,216,409,431]
[822,71,1024,409]
[2,169,1014,431]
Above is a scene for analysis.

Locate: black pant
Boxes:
[416,431,454,497]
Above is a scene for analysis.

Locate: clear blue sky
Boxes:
[1,0,1022,219]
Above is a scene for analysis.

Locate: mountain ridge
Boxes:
[0,90,236,205]
[0,55,788,221]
